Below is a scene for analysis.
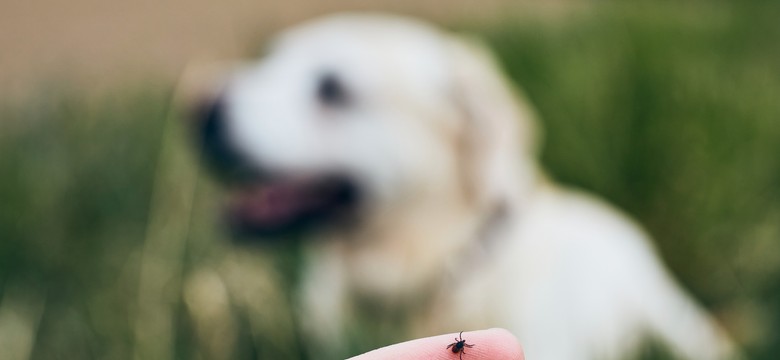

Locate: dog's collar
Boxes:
[443,201,513,282]
[473,201,511,250]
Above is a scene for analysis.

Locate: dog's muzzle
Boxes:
[192,97,362,240]
[196,97,261,185]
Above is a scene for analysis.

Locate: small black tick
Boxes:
[446,331,475,360]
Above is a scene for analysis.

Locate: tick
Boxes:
[446,331,475,360]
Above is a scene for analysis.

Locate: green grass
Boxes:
[1,2,779,359]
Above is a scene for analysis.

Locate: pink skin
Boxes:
[349,328,524,360]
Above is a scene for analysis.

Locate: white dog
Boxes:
[189,13,738,359]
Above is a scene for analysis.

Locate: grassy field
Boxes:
[1,2,778,359]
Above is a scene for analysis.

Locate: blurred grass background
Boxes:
[1,1,779,359]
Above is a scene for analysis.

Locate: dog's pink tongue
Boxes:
[228,183,303,225]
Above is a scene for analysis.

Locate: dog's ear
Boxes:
[447,35,541,208]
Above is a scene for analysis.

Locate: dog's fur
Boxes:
[190,13,738,359]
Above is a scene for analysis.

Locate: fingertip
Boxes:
[348,328,524,360]
[427,328,524,360]
[483,328,524,360]
[432,328,524,360]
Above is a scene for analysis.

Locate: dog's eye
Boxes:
[317,73,350,107]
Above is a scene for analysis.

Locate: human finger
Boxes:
[348,328,524,360]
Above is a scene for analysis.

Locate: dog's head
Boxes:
[187,14,539,241]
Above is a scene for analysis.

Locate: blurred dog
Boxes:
[187,13,738,359]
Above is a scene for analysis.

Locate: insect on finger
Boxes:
[446,331,475,360]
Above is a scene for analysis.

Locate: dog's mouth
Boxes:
[223,174,361,239]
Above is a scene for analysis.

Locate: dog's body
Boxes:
[191,13,737,359]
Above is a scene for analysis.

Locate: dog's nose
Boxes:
[195,97,259,183]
